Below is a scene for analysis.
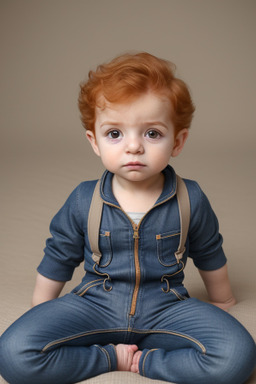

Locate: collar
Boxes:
[99,165,177,207]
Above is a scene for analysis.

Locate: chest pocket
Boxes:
[156,230,181,266]
[98,229,112,267]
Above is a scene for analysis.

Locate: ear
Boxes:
[171,129,189,158]
[86,130,101,157]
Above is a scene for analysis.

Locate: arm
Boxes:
[36,184,87,298]
[199,264,236,311]
[31,273,66,307]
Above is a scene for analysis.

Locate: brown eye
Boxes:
[146,130,160,139]
[108,130,121,139]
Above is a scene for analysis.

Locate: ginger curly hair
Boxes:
[78,52,195,134]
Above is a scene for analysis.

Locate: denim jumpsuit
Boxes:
[0,166,255,384]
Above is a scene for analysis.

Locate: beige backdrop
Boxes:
[1,0,256,324]
[0,1,256,383]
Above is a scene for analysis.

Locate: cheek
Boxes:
[150,143,173,161]
[100,148,119,168]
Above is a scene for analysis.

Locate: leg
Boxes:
[0,294,119,384]
[135,299,256,384]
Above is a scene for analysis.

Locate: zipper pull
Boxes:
[133,225,140,239]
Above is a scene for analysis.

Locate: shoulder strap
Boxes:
[87,180,103,265]
[175,175,190,262]
[87,175,190,265]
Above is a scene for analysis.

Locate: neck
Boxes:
[113,173,164,193]
[112,173,165,213]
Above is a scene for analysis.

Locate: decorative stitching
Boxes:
[94,345,111,371]
[93,263,112,291]
[169,288,188,301]
[41,328,206,354]
[75,279,104,296]
[77,281,105,297]
[109,343,117,367]
[161,261,185,292]
[156,232,180,239]
[101,346,112,371]
[142,349,158,376]
[156,231,181,267]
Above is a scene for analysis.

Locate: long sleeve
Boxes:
[37,185,86,281]
[187,181,227,271]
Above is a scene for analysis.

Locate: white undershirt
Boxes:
[126,212,145,225]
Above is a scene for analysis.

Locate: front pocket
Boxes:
[156,230,180,266]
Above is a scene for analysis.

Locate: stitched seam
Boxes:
[161,261,185,290]
[78,281,104,296]
[142,349,158,376]
[94,345,111,371]
[161,260,185,280]
[170,288,187,301]
[92,264,112,291]
[102,347,111,371]
[156,232,180,240]
[76,279,104,295]
[41,328,206,354]
[93,263,111,279]
[156,232,182,267]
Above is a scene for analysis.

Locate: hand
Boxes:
[115,344,140,372]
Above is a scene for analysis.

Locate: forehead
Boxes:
[95,92,172,124]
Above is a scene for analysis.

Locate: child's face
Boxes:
[86,92,188,185]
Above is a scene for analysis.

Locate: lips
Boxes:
[124,162,146,169]
[125,162,145,166]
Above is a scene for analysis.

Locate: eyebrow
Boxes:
[100,122,120,129]
[100,121,169,129]
[143,121,169,130]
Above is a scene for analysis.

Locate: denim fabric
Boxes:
[38,165,227,286]
[0,295,255,384]
[0,165,255,383]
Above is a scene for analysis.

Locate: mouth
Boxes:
[124,162,146,169]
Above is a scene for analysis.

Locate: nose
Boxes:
[125,135,144,154]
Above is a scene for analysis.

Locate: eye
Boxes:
[146,130,161,139]
[107,130,122,139]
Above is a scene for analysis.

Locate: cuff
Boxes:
[99,344,117,372]
[139,348,158,377]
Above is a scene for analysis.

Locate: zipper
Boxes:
[128,194,176,316]
[104,192,176,318]
[130,224,141,316]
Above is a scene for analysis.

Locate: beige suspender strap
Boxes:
[87,175,190,265]
[175,175,190,262]
[87,180,103,265]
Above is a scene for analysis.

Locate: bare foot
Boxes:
[131,350,143,373]
[115,344,138,371]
